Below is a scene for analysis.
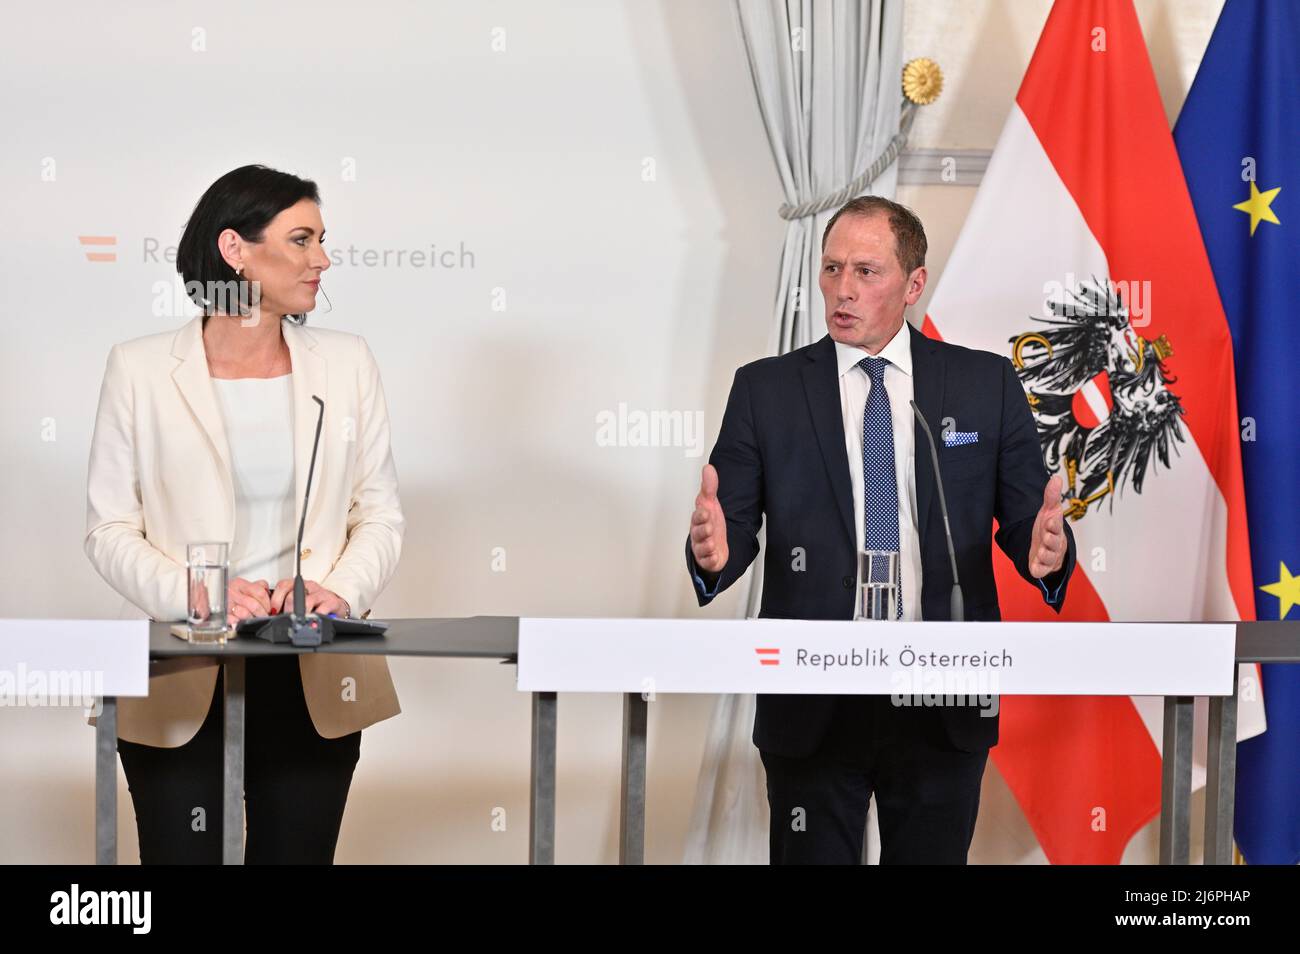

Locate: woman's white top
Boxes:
[212,374,296,587]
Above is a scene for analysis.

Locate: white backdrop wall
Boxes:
[0,0,1222,863]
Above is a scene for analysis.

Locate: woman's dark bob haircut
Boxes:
[176,164,321,324]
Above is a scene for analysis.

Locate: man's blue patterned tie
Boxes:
[859,356,901,618]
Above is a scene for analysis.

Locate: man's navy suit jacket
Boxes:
[686,321,1078,756]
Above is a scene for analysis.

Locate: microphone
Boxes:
[247,395,334,646]
[291,395,325,628]
[909,400,965,622]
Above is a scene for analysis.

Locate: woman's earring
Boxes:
[234,265,254,317]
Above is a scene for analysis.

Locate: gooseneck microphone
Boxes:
[249,395,333,646]
[910,400,965,622]
[292,395,326,630]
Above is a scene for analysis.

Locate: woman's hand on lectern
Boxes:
[269,578,350,618]
[226,577,273,625]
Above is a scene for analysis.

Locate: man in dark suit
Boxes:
[685,196,1077,864]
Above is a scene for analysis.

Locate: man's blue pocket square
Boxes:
[943,430,979,447]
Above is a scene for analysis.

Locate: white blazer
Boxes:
[85,315,404,747]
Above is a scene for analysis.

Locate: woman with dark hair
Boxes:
[84,164,404,863]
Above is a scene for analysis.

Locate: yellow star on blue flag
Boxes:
[1232,180,1281,236]
[1259,560,1300,619]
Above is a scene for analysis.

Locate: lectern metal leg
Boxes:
[1159,695,1194,864]
[530,691,556,865]
[95,696,117,865]
[620,692,647,865]
[1204,675,1239,865]
[223,657,245,866]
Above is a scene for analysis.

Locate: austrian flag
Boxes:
[920,0,1264,864]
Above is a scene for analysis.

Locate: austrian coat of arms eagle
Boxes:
[1009,279,1186,521]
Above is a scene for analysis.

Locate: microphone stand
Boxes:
[910,400,965,622]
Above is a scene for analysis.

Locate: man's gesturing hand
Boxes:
[690,464,729,575]
[1029,474,1067,579]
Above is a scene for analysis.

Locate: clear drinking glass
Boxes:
[859,549,899,621]
[186,542,229,644]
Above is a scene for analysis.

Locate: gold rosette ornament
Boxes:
[902,57,943,105]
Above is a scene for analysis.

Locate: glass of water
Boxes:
[859,549,899,621]
[186,542,229,643]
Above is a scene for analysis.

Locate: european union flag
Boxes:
[1175,0,1300,865]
